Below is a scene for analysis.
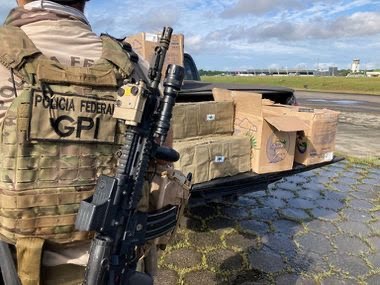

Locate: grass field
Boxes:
[201,75,380,95]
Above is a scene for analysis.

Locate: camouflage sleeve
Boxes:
[0,64,22,124]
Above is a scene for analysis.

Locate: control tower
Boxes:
[351,59,360,73]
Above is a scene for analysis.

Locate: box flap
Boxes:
[212,88,233,102]
[231,90,263,115]
[265,116,308,132]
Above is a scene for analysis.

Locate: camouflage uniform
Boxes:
[0,3,132,284]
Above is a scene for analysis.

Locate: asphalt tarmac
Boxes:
[295,91,380,114]
[295,91,380,158]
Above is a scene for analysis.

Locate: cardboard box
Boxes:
[213,88,308,174]
[172,101,234,140]
[125,32,184,73]
[173,136,251,184]
[264,105,339,165]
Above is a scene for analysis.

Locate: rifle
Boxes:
[75,27,185,285]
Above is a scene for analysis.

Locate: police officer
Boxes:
[1,1,189,283]
[0,0,148,284]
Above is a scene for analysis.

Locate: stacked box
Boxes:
[172,101,234,140]
[213,88,308,174]
[173,136,251,184]
[125,32,184,73]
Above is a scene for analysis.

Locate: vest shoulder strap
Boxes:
[0,25,45,83]
[100,34,135,77]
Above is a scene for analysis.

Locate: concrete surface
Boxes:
[156,162,379,284]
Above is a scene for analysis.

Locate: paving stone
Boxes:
[248,248,286,273]
[340,207,372,223]
[261,233,297,257]
[368,236,380,251]
[163,248,202,269]
[154,269,179,285]
[329,254,369,276]
[207,216,236,231]
[239,220,270,236]
[356,183,376,192]
[363,178,380,185]
[309,175,331,184]
[310,207,340,220]
[339,176,359,185]
[276,181,297,192]
[251,207,279,222]
[366,274,380,285]
[339,221,372,236]
[271,189,295,200]
[188,231,222,249]
[276,274,319,285]
[168,231,187,247]
[295,233,333,255]
[285,248,311,272]
[320,276,358,285]
[333,235,370,254]
[296,277,319,285]
[286,175,309,185]
[341,171,363,180]
[225,232,261,250]
[288,198,317,209]
[329,183,352,193]
[315,198,344,211]
[183,215,203,231]
[369,221,380,233]
[368,253,380,268]
[220,206,251,220]
[307,220,339,235]
[296,189,323,200]
[229,195,255,208]
[257,197,286,209]
[275,273,299,285]
[183,270,218,285]
[230,270,269,285]
[279,208,312,223]
[271,219,303,237]
[350,188,378,200]
[322,190,345,202]
[207,249,244,271]
[348,199,374,211]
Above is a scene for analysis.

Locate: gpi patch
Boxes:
[29,92,117,143]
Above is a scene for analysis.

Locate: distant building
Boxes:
[351,59,360,73]
[366,71,380,78]
[329,67,338,76]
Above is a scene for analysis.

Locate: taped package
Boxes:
[173,135,251,184]
[171,101,234,140]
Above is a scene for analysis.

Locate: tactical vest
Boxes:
[0,25,134,245]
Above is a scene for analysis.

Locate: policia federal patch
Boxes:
[29,91,118,143]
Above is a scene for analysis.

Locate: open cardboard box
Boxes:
[213,88,308,174]
[262,104,339,165]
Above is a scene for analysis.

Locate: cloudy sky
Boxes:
[1,0,380,71]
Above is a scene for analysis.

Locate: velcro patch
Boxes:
[29,92,118,143]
